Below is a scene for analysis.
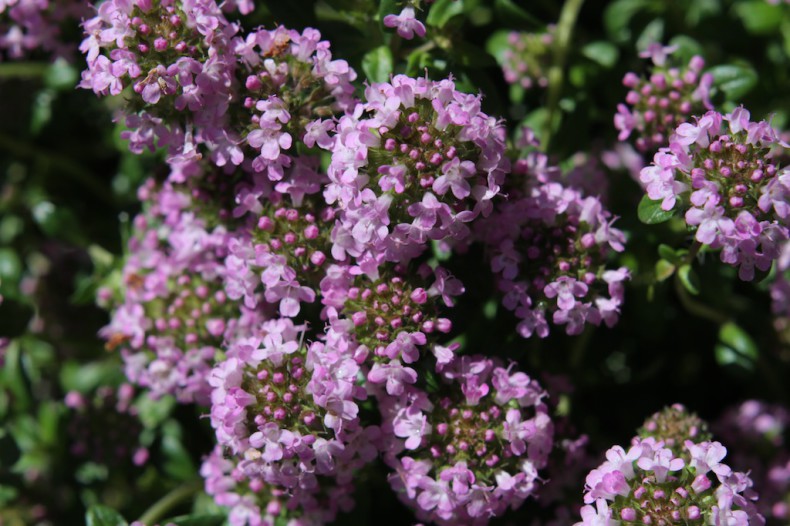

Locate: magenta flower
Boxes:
[383,7,426,40]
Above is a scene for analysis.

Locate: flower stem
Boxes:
[136,480,201,525]
[542,0,585,150]
[673,273,729,326]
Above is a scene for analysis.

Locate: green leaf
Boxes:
[30,89,55,135]
[136,393,176,429]
[677,264,700,295]
[86,504,128,526]
[604,0,650,42]
[485,30,511,63]
[493,0,540,27]
[658,244,679,264]
[582,41,619,68]
[685,0,721,25]
[44,58,78,91]
[0,247,22,283]
[361,45,393,83]
[715,323,758,370]
[734,1,783,35]
[655,259,676,282]
[426,0,464,28]
[637,195,675,224]
[719,322,758,360]
[161,515,226,526]
[405,49,431,76]
[708,64,758,101]
[668,35,704,62]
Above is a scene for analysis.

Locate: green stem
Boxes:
[137,481,201,525]
[0,62,49,78]
[673,273,729,326]
[542,0,585,151]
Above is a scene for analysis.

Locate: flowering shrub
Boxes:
[3,1,790,526]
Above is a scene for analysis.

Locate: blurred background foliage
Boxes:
[2,0,790,524]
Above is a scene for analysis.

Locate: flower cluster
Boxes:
[638,403,712,454]
[477,172,629,338]
[0,0,89,60]
[327,74,508,276]
[201,446,357,526]
[208,319,378,520]
[615,44,713,153]
[78,14,622,521]
[99,179,259,404]
[715,400,790,523]
[578,436,764,525]
[80,3,355,174]
[498,27,555,90]
[640,108,790,279]
[379,355,553,525]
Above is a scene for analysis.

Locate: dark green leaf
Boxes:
[361,45,393,83]
[708,64,758,101]
[677,264,700,295]
[493,0,540,28]
[162,515,226,526]
[582,41,619,68]
[637,195,675,224]
[86,504,128,526]
[658,244,679,264]
[426,0,464,28]
[604,0,650,42]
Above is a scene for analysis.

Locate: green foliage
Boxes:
[637,195,675,224]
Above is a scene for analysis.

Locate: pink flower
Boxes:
[383,7,426,40]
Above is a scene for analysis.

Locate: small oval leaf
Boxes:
[637,195,675,224]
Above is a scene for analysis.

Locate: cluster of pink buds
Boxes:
[615,43,713,153]
[637,404,712,454]
[498,27,555,90]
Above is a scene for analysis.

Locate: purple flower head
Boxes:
[496,27,555,90]
[476,177,629,339]
[616,46,713,153]
[379,357,553,524]
[580,421,764,525]
[328,74,508,275]
[639,109,790,280]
